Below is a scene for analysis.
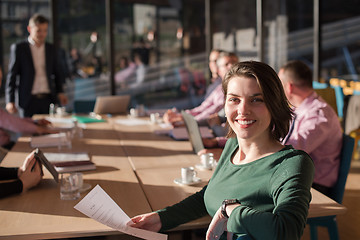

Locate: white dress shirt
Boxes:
[28,37,50,94]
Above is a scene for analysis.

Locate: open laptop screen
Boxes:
[181,110,205,154]
[93,95,131,114]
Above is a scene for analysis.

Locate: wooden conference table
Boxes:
[0,115,347,239]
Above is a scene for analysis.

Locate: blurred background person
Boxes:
[163,51,238,126]
[204,49,224,99]
[131,37,150,66]
[115,56,136,88]
[69,48,87,79]
[134,52,146,85]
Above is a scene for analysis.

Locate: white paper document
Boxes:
[115,118,150,126]
[74,185,167,240]
[30,132,70,148]
[43,152,90,163]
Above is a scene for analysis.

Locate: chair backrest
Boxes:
[331,85,345,118]
[328,134,355,204]
[314,88,338,115]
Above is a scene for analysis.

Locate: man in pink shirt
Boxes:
[279,60,342,195]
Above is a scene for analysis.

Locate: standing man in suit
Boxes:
[6,13,68,117]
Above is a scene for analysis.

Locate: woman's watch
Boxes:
[221,199,241,218]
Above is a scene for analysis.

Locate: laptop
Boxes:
[93,95,131,114]
[181,110,207,154]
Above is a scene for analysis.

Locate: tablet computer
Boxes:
[34,148,59,183]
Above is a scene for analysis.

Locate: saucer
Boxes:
[79,183,91,193]
[195,164,212,171]
[174,177,201,186]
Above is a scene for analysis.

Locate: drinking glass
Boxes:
[60,173,80,200]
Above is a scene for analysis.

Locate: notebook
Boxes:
[43,152,96,173]
[93,95,131,114]
[181,110,210,154]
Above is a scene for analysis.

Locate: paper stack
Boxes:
[30,133,71,148]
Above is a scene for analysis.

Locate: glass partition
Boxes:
[211,0,257,61]
[321,2,360,82]
[1,0,360,112]
[262,0,314,71]
[112,0,207,110]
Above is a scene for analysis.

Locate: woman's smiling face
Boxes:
[225,76,272,141]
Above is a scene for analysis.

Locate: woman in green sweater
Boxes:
[130,61,315,240]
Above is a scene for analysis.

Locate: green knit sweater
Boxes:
[157,137,314,240]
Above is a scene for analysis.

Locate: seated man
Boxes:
[0,150,43,198]
[279,60,342,195]
[164,51,238,126]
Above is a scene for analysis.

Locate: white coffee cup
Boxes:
[200,153,214,169]
[130,108,138,117]
[181,167,197,184]
[56,106,66,117]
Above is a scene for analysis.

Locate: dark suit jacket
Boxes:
[0,167,22,198]
[5,40,64,109]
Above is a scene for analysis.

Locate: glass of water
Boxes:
[60,173,80,200]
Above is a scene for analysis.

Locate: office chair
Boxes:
[329,78,346,118]
[307,134,355,240]
[350,128,360,160]
[314,88,338,115]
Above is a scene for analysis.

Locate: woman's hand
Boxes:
[163,109,183,126]
[128,212,162,232]
[20,151,36,171]
[18,153,43,192]
[206,207,233,240]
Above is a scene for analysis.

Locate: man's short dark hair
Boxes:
[280,60,313,89]
[29,13,49,26]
